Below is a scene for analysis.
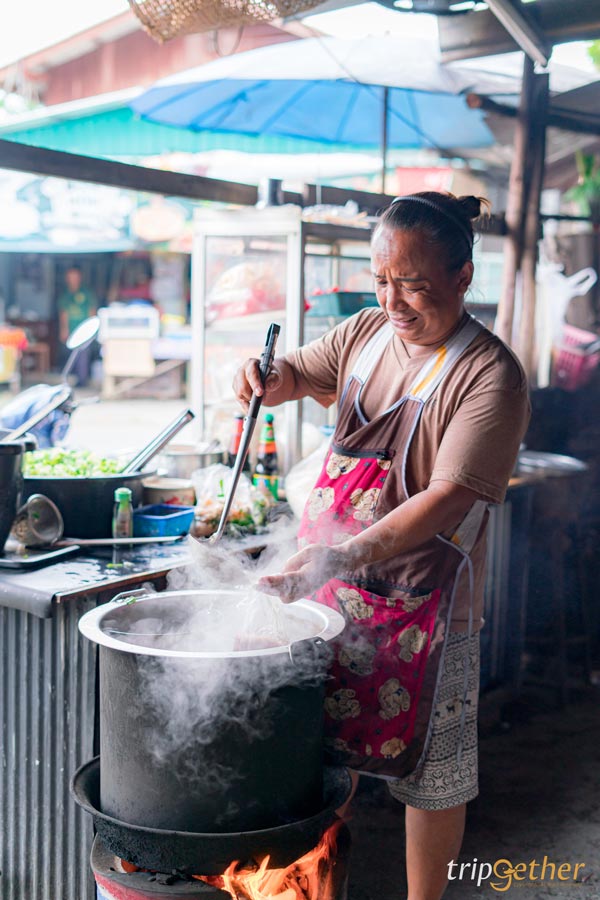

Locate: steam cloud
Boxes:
[116,525,337,790]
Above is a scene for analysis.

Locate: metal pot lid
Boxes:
[78,589,345,659]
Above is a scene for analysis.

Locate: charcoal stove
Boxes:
[80,761,351,900]
[91,823,351,900]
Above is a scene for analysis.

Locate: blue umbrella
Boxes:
[132,36,508,190]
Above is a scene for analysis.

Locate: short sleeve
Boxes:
[285,334,339,407]
[284,309,385,408]
[429,387,531,503]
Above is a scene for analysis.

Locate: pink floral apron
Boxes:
[298,314,488,779]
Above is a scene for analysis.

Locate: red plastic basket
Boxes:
[552,324,600,391]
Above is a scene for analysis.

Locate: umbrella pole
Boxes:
[381,86,389,195]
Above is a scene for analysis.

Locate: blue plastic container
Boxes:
[133,504,195,538]
[306,291,377,316]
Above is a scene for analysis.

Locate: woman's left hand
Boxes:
[258,544,347,603]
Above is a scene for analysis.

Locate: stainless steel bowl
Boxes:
[157,442,225,478]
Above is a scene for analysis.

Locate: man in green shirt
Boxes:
[57,265,97,385]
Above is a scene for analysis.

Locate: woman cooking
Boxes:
[234,191,530,900]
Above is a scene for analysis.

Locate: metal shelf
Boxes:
[191,207,374,470]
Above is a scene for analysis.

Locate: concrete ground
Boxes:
[347,686,600,900]
[5,391,599,899]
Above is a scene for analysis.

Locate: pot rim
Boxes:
[160,444,224,457]
[78,589,345,659]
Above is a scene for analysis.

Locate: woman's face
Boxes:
[371,226,473,347]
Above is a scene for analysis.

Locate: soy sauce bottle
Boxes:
[227,413,251,474]
[112,487,133,539]
[253,413,279,501]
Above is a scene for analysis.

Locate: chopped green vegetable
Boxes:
[23,449,122,478]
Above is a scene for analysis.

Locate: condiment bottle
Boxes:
[253,413,279,501]
[227,413,251,473]
[112,487,133,539]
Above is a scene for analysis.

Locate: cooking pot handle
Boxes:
[111,587,151,605]
[288,636,333,670]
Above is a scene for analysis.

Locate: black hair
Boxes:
[374,191,489,271]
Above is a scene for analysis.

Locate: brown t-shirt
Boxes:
[285,308,531,632]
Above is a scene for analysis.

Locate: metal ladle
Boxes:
[209,322,281,543]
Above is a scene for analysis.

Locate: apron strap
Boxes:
[349,322,394,383]
[348,315,484,402]
[407,315,484,403]
[438,495,488,753]
[448,499,489,554]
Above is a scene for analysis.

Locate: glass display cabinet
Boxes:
[190,206,373,472]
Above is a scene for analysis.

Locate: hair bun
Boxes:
[457,195,486,221]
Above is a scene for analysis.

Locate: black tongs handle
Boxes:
[247,322,281,422]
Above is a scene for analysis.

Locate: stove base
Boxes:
[92,836,230,898]
[92,828,350,900]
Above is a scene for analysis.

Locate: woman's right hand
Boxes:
[233,358,285,412]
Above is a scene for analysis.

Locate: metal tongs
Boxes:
[120,408,195,474]
[209,323,280,543]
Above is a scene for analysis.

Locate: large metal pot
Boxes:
[0,430,37,550]
[0,443,24,550]
[22,470,149,538]
[516,450,588,521]
[79,590,345,836]
[0,428,37,451]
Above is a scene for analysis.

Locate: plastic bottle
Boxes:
[227,412,251,473]
[112,487,133,539]
[253,413,279,501]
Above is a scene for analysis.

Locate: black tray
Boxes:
[0,544,80,569]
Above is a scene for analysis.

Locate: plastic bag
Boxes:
[234,588,289,651]
[284,438,330,519]
[191,463,269,536]
[536,263,598,387]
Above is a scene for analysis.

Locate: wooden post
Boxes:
[518,71,550,380]
[496,56,535,346]
[381,86,389,195]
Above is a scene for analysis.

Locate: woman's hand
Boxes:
[233,358,287,412]
[258,544,348,603]
[258,483,483,602]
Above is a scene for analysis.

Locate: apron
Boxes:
[298,314,488,779]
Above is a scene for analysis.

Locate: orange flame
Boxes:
[195,820,342,900]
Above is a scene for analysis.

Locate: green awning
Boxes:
[0,105,370,159]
